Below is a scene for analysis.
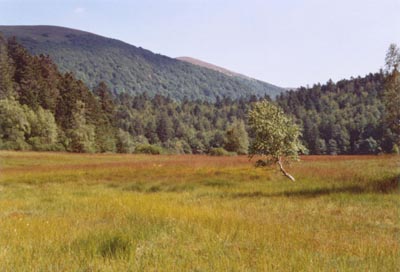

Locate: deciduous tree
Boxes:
[224,119,249,154]
[248,100,304,181]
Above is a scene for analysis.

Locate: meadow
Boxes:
[0,151,398,271]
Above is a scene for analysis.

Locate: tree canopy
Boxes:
[0,26,284,101]
[0,35,398,155]
[383,44,400,147]
[248,100,304,181]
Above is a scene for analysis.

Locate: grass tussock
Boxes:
[0,151,399,271]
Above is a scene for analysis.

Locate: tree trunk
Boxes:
[277,157,295,182]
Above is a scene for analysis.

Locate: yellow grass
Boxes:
[0,151,399,271]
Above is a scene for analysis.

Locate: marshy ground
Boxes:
[0,152,398,271]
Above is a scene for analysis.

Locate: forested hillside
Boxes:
[0,35,117,152]
[0,25,284,101]
[0,35,397,154]
[276,74,397,154]
[0,34,254,154]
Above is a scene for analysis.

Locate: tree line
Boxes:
[276,70,397,155]
[0,35,398,155]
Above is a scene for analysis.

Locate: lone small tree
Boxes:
[248,100,304,181]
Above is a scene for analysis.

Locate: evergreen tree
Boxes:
[0,37,396,155]
[156,112,173,143]
[94,81,116,123]
[0,34,15,99]
[327,139,338,155]
[383,44,400,146]
[7,37,39,109]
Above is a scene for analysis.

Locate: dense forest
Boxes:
[0,35,397,155]
[0,34,253,154]
[276,74,397,155]
[0,25,284,101]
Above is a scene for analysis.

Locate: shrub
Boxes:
[163,139,192,154]
[134,144,163,154]
[116,129,135,153]
[209,147,236,156]
[392,144,399,154]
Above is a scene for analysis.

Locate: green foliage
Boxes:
[0,33,397,155]
[26,106,58,151]
[0,35,118,153]
[248,100,304,181]
[116,129,136,153]
[156,112,174,143]
[163,138,192,154]
[66,101,96,153]
[114,93,254,154]
[0,98,58,151]
[248,100,304,161]
[209,147,236,156]
[327,139,338,155]
[391,144,399,154]
[94,126,117,153]
[0,99,31,150]
[276,72,395,154]
[224,119,249,154]
[0,35,15,99]
[0,26,283,101]
[355,137,379,155]
[134,144,164,155]
[383,44,400,146]
[92,82,118,152]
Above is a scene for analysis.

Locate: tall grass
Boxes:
[0,151,398,271]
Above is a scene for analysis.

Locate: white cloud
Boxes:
[74,7,85,14]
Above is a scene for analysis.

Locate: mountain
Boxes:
[1,33,396,155]
[0,25,284,101]
[176,56,286,100]
[176,56,246,78]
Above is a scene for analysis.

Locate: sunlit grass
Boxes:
[0,151,398,271]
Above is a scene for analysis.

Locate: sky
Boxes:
[0,0,399,88]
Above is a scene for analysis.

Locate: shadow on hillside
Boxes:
[232,176,399,199]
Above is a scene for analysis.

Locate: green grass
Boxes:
[0,151,399,271]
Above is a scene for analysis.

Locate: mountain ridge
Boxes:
[0,25,284,101]
[176,56,248,78]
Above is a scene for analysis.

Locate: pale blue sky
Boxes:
[0,0,399,87]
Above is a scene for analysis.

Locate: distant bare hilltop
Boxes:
[177,56,247,78]
[0,25,284,101]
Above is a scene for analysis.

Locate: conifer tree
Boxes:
[0,34,15,99]
[383,44,400,146]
